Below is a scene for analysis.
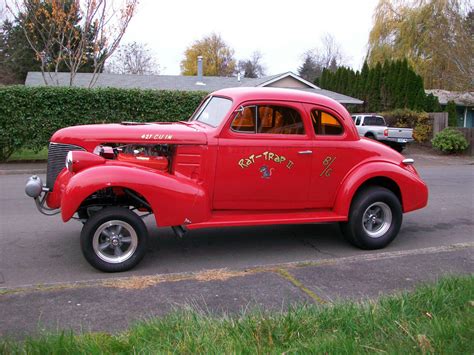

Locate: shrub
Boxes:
[380,109,432,142]
[0,86,207,161]
[431,128,469,153]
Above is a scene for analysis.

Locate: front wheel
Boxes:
[80,207,148,272]
[340,187,402,249]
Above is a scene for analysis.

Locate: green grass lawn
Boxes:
[1,275,473,353]
[7,147,48,161]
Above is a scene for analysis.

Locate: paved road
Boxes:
[0,165,473,289]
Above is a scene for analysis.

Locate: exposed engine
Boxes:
[95,143,173,172]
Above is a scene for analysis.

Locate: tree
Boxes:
[6,0,138,87]
[425,93,441,112]
[0,18,38,84]
[319,59,438,113]
[106,42,159,75]
[367,0,473,90]
[300,33,346,84]
[237,51,265,78]
[446,100,458,127]
[180,33,235,77]
[297,51,322,83]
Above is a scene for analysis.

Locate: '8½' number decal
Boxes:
[320,156,336,177]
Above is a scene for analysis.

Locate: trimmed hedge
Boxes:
[0,86,208,161]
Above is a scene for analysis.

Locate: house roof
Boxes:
[25,71,363,105]
[425,89,474,106]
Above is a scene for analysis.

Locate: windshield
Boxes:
[192,96,233,127]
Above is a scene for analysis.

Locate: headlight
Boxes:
[64,150,106,173]
[65,151,74,172]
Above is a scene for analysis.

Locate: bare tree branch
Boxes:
[5,0,138,87]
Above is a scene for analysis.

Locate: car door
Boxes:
[303,104,361,209]
[213,101,313,210]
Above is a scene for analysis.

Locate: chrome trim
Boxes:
[402,158,414,165]
[47,142,85,190]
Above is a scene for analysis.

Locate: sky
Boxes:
[121,0,380,76]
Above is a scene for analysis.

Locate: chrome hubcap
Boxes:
[92,220,138,264]
[362,202,392,239]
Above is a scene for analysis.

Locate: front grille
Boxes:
[46,143,85,190]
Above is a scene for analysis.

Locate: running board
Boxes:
[186,210,347,230]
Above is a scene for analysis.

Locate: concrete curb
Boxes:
[0,168,46,175]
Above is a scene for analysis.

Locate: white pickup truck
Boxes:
[351,114,414,152]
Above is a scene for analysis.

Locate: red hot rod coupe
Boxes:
[25,87,428,272]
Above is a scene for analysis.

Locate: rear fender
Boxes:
[61,164,210,226]
[333,161,428,217]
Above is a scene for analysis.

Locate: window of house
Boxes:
[311,110,344,135]
[231,105,305,134]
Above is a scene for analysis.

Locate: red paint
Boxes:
[46,87,428,229]
[117,153,168,170]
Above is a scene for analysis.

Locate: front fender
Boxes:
[333,161,428,217]
[61,164,210,226]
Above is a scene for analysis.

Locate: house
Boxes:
[426,89,474,128]
[25,59,363,106]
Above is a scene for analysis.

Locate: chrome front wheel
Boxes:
[92,220,138,264]
[81,207,148,272]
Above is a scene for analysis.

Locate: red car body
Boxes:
[45,87,428,228]
[26,87,428,271]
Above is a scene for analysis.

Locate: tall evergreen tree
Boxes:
[446,101,458,127]
[318,58,437,113]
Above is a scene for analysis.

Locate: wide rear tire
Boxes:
[80,207,148,272]
[340,186,402,250]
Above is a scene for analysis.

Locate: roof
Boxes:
[25,71,363,105]
[425,89,474,106]
[213,87,349,113]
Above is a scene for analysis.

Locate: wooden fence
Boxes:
[429,112,448,137]
[429,112,474,155]
[455,128,474,156]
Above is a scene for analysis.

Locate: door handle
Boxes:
[298,150,313,155]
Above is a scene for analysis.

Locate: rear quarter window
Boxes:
[311,110,344,135]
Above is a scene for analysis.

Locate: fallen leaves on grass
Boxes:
[417,334,434,354]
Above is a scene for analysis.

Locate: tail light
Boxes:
[384,129,388,136]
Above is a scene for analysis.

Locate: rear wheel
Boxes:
[80,207,148,272]
[340,186,402,249]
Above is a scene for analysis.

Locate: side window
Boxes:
[231,105,305,135]
[231,106,256,132]
[355,116,361,125]
[311,110,344,135]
